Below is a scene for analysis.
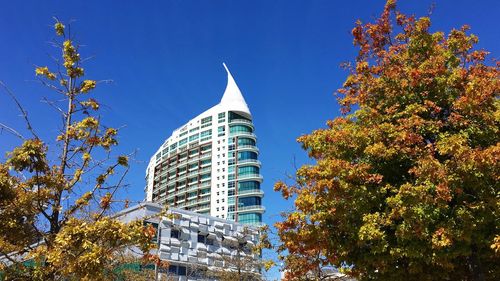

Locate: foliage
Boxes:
[275,1,499,280]
[0,20,162,280]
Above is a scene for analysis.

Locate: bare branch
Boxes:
[0,81,39,139]
[0,122,25,140]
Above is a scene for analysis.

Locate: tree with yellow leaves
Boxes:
[275,1,499,280]
[0,20,162,280]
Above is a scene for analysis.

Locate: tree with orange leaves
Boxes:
[275,1,499,280]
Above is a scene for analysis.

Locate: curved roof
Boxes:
[220,63,251,116]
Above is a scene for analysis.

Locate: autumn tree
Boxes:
[275,1,499,280]
[0,20,163,280]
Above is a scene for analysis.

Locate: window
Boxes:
[198,233,215,245]
[238,166,259,176]
[238,151,258,161]
[218,112,226,119]
[238,137,256,146]
[168,265,187,276]
[218,126,226,137]
[171,229,180,239]
[201,116,212,124]
[179,138,188,146]
[239,181,260,191]
[200,129,212,137]
[189,134,199,141]
[229,125,252,134]
[238,196,261,207]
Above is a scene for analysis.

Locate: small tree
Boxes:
[0,20,161,280]
[275,1,499,280]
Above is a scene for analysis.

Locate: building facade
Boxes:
[117,203,262,281]
[145,64,264,225]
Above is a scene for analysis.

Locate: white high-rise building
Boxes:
[145,64,264,225]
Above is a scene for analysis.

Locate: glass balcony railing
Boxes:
[233,205,265,213]
[235,189,264,197]
[229,119,254,126]
[236,174,263,181]
[228,131,257,139]
[236,145,259,152]
[236,159,261,166]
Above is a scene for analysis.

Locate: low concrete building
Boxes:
[117,202,262,280]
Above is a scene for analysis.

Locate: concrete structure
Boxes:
[145,64,264,225]
[118,202,262,280]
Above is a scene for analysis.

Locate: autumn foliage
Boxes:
[275,1,499,280]
[0,21,161,280]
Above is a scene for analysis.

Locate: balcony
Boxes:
[229,119,254,127]
[236,174,263,182]
[236,145,259,152]
[236,159,261,166]
[236,189,264,197]
[228,131,257,139]
[233,205,265,213]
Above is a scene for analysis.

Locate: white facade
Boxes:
[117,203,262,280]
[146,64,264,225]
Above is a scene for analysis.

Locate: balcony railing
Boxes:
[236,159,261,166]
[228,131,257,139]
[236,145,259,152]
[233,205,265,213]
[236,174,263,181]
[236,189,264,197]
[229,119,254,126]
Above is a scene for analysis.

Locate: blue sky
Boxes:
[1,0,499,277]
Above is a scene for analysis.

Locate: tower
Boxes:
[145,64,264,225]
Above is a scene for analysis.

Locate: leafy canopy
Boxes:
[275,1,499,280]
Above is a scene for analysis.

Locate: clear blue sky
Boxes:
[1,0,498,278]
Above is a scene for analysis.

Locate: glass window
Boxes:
[238,137,256,146]
[238,151,257,161]
[200,129,212,137]
[189,134,199,141]
[238,213,262,224]
[229,111,251,121]
[171,229,180,239]
[238,181,260,191]
[178,266,186,276]
[201,116,212,124]
[229,125,252,134]
[238,196,261,207]
[238,166,259,176]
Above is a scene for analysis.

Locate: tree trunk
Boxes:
[468,245,485,281]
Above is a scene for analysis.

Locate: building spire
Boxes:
[220,63,251,116]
